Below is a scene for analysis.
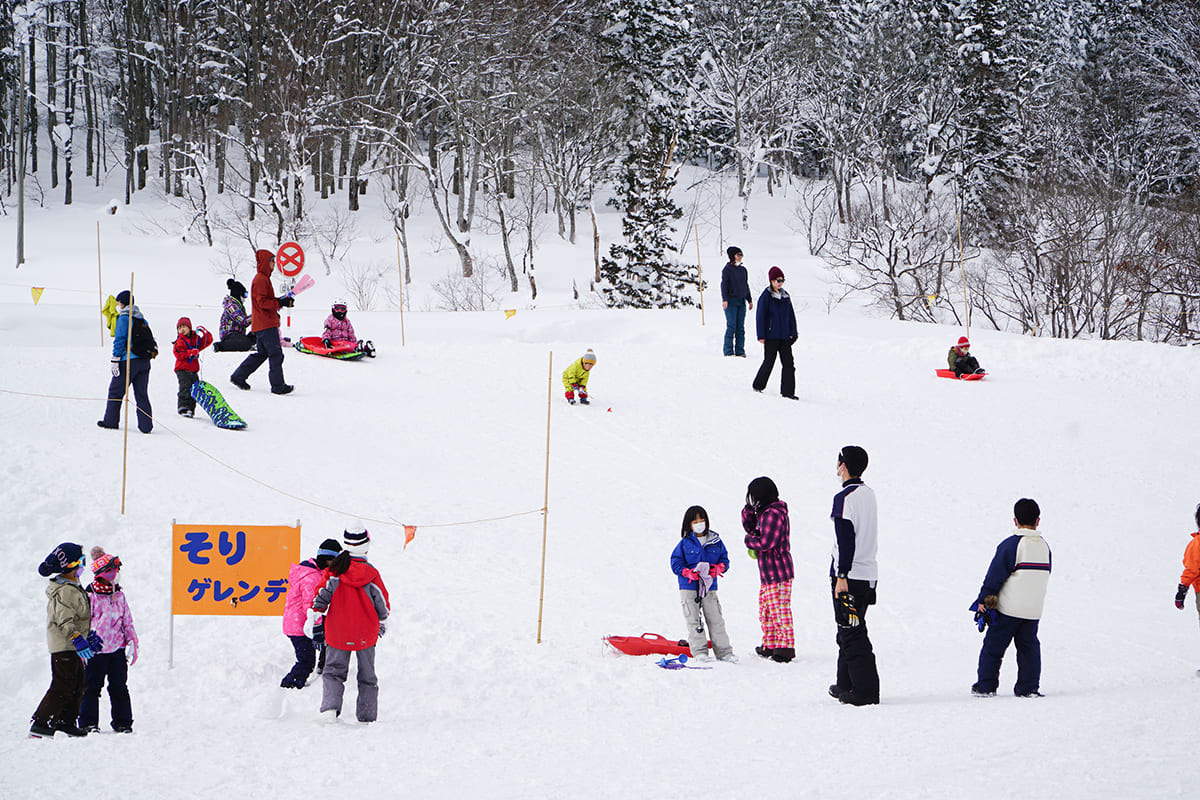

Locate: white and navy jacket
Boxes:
[830,479,879,582]
[977,530,1052,620]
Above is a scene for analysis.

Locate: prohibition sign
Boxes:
[277,242,305,276]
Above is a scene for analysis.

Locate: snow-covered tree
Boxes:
[599,0,698,308]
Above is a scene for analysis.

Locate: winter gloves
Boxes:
[681,568,700,581]
[747,548,758,560]
[565,385,588,405]
[710,563,726,578]
[565,390,575,404]
[128,638,139,666]
[110,359,121,377]
[1176,584,1189,609]
[279,296,295,307]
[72,631,104,661]
[835,592,860,628]
[971,597,999,631]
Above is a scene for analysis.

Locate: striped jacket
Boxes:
[977,530,1052,620]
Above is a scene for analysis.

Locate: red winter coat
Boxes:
[250,249,282,333]
[311,558,390,651]
[173,328,214,372]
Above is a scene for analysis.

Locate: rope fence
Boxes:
[0,386,544,532]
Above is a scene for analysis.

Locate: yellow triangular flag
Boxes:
[31,287,44,305]
[504,309,516,319]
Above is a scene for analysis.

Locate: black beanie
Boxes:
[727,246,743,260]
[747,476,779,508]
[38,542,84,577]
[227,278,247,300]
[838,445,869,477]
[115,290,132,306]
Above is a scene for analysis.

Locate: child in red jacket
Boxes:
[311,524,390,723]
[173,317,213,417]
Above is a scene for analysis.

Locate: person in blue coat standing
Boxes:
[751,266,798,399]
[97,291,154,433]
[670,505,736,662]
[720,246,753,357]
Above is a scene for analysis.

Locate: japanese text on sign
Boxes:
[171,524,301,616]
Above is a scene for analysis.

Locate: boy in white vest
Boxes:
[970,498,1051,698]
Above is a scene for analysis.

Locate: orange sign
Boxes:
[277,242,305,276]
[171,524,301,615]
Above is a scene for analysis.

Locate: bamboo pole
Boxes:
[120,272,134,514]
[97,222,104,345]
[957,195,970,337]
[396,232,407,347]
[536,351,552,643]
[694,223,705,326]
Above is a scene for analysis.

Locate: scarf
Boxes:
[90,577,116,595]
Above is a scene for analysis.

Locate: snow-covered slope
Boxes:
[0,188,1195,799]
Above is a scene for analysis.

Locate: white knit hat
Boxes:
[343,522,370,555]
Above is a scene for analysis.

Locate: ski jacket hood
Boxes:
[250,251,282,332]
[256,249,275,277]
[311,557,390,651]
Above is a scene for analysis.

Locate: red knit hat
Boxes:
[957,336,970,348]
[177,316,193,330]
[768,266,785,282]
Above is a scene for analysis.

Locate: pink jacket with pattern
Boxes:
[283,560,325,636]
[88,589,137,654]
[322,315,356,343]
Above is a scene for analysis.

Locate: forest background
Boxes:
[2,0,1199,340]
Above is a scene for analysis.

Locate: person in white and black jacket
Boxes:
[970,498,1051,698]
[828,445,880,706]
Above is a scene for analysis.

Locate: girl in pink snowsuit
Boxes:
[322,300,356,346]
[79,550,138,733]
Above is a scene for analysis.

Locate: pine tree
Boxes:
[599,0,698,308]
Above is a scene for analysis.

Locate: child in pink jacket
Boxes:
[281,539,342,688]
[322,300,356,347]
[79,549,138,733]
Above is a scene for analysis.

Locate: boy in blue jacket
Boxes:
[751,267,798,399]
[670,506,736,662]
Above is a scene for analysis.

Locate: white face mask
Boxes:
[692,522,707,534]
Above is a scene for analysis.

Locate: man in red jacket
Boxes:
[229,249,295,394]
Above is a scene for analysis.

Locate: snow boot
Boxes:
[755,645,775,659]
[28,720,55,738]
[836,690,879,706]
[770,647,795,663]
[971,683,996,697]
[53,719,89,737]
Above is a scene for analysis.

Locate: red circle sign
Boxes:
[277,242,305,276]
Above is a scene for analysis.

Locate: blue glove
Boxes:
[971,601,997,632]
[73,634,95,661]
[87,631,104,652]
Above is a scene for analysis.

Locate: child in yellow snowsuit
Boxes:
[562,350,597,405]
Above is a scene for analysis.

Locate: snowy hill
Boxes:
[0,185,1196,799]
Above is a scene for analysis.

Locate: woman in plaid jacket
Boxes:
[742,476,795,663]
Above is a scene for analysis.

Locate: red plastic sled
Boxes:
[603,633,708,657]
[294,336,364,360]
[936,369,986,381]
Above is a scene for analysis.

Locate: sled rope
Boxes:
[0,386,544,531]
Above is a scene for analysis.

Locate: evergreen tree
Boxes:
[599,0,697,308]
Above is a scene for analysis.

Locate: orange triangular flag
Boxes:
[504,309,516,319]
[31,287,44,305]
[403,525,417,549]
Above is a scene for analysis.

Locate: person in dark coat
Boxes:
[751,266,798,399]
[229,250,294,394]
[97,290,154,433]
[720,246,753,357]
[213,279,255,352]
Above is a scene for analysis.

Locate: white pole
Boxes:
[537,351,552,644]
